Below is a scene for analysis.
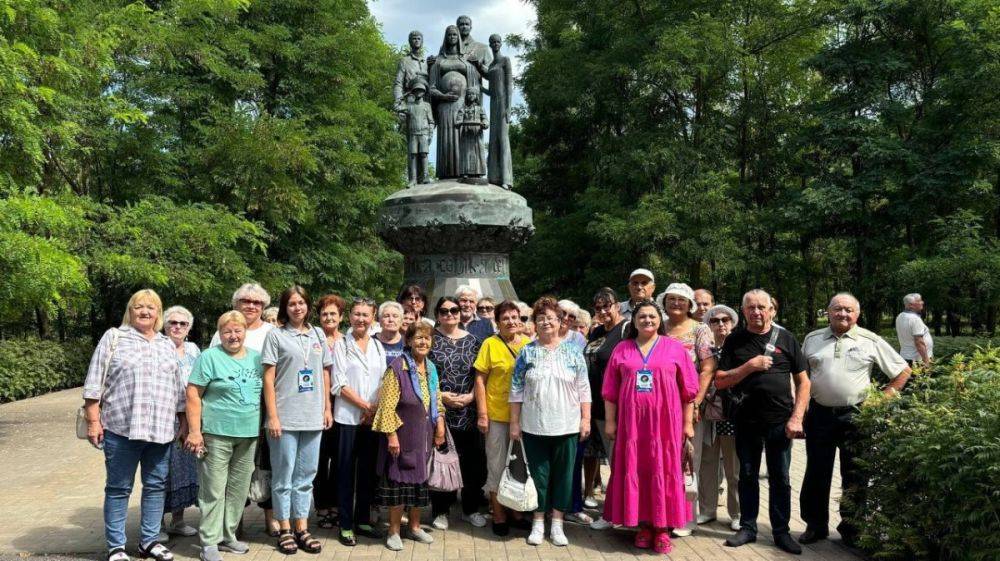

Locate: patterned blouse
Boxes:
[669,321,714,366]
[371,362,444,434]
[430,331,482,431]
[174,341,201,385]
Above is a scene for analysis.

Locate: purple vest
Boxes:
[377,358,434,484]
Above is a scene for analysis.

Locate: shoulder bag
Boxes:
[76,329,121,440]
[427,426,463,492]
[497,438,538,512]
[247,434,272,503]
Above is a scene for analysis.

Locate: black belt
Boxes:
[810,400,860,416]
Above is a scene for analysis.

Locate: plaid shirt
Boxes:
[83,327,185,444]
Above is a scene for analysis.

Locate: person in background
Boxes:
[693,289,714,322]
[313,294,346,531]
[556,299,594,525]
[262,307,279,326]
[456,285,495,339]
[160,306,201,541]
[601,299,698,555]
[895,293,933,365]
[331,298,386,546]
[262,286,333,554]
[698,304,741,532]
[210,283,274,351]
[185,311,263,561]
[83,289,185,561]
[557,299,588,349]
[716,289,810,555]
[401,306,417,333]
[429,296,488,530]
[658,283,715,538]
[516,301,535,339]
[376,301,407,365]
[473,300,531,536]
[398,285,430,324]
[372,322,447,550]
[584,288,628,531]
[620,269,656,319]
[800,293,910,547]
[476,297,496,323]
[509,297,591,547]
[575,309,592,337]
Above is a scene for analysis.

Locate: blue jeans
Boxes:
[735,421,792,537]
[268,430,322,521]
[102,431,171,550]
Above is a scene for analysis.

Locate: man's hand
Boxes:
[746,355,774,372]
[785,416,805,439]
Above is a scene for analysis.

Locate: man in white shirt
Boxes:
[895,293,933,365]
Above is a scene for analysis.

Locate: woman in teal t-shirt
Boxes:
[185,311,263,561]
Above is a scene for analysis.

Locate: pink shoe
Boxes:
[653,531,672,554]
[634,528,653,549]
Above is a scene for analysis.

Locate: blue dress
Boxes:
[164,342,200,512]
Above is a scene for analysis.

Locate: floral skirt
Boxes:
[164,441,199,512]
[376,476,430,509]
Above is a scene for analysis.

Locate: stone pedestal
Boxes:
[377,179,534,304]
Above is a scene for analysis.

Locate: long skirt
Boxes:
[164,441,199,512]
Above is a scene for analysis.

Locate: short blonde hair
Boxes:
[122,289,164,332]
[217,310,248,332]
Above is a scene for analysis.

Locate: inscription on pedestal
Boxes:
[406,253,510,279]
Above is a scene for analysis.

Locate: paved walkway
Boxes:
[0,389,862,561]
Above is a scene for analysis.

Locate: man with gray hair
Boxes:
[455,285,494,339]
[895,293,933,365]
[800,293,911,547]
[716,289,810,554]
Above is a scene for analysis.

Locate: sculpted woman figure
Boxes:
[429,25,480,179]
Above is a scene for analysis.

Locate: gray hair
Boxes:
[557,299,581,315]
[741,289,772,308]
[576,309,592,326]
[829,292,861,309]
[163,305,194,329]
[455,285,479,299]
[378,300,404,317]
[703,304,738,326]
[903,293,922,307]
[231,283,270,309]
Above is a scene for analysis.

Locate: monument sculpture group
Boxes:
[378,16,533,304]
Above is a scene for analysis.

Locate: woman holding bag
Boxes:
[371,322,446,550]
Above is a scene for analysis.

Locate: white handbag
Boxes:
[497,439,538,512]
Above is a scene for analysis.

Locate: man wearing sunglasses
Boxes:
[455,285,495,339]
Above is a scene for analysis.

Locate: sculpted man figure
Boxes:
[456,15,491,97]
[393,31,429,108]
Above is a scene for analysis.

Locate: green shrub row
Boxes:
[0,337,94,403]
[852,347,1000,561]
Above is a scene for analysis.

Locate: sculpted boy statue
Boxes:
[399,78,435,185]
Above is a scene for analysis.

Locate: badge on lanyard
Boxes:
[636,369,654,393]
[298,369,315,393]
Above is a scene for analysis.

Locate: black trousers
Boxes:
[312,425,338,510]
[431,427,487,517]
[336,423,377,531]
[735,421,792,537]
[800,401,863,538]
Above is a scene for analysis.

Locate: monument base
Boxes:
[377,179,534,304]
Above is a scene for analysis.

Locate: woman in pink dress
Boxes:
[602,299,698,554]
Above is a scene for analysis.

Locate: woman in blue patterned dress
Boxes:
[161,306,201,539]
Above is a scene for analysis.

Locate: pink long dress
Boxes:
[602,337,699,528]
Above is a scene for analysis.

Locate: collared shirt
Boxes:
[510,340,591,436]
[803,326,908,407]
[83,327,185,444]
[895,311,933,361]
[261,323,332,431]
[331,334,386,426]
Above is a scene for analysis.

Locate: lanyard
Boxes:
[296,327,314,369]
[638,336,660,368]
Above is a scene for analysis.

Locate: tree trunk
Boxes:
[35,308,50,339]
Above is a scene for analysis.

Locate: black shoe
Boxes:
[337,531,356,547]
[355,524,384,539]
[491,521,510,536]
[509,517,532,531]
[799,527,829,544]
[725,529,757,547]
[775,533,803,555]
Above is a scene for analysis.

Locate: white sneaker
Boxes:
[462,512,487,528]
[696,514,717,525]
[730,518,742,531]
[432,514,449,530]
[527,521,545,545]
[590,517,612,530]
[671,526,693,537]
[583,497,599,509]
[550,522,568,547]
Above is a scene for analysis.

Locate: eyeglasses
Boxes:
[437,307,461,316]
[238,298,265,307]
[477,306,495,312]
[520,315,529,322]
[709,317,733,325]
[594,303,614,312]
[535,316,559,325]
[167,320,190,327]
[405,295,423,302]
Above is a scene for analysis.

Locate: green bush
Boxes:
[852,347,1000,561]
[0,337,94,403]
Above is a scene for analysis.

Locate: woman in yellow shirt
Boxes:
[473,300,531,535]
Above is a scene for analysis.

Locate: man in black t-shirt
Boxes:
[716,289,811,555]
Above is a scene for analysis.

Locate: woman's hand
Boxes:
[87,419,104,449]
[476,414,489,435]
[268,417,282,439]
[387,433,401,457]
[323,409,333,430]
[509,420,521,441]
[682,438,695,475]
[185,431,205,455]
[683,421,695,439]
[604,419,617,441]
[579,418,591,441]
[433,427,445,447]
[693,403,702,424]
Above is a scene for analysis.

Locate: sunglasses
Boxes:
[477,306,495,312]
[520,315,529,322]
[167,320,190,327]
[437,306,461,316]
[709,317,733,325]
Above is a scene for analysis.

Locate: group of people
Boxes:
[82,272,925,561]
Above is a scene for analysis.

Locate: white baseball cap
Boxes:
[629,268,655,282]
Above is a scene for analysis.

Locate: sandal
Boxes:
[653,531,672,554]
[277,530,297,555]
[138,542,174,561]
[634,528,653,549]
[108,547,130,561]
[294,530,322,554]
[316,512,337,530]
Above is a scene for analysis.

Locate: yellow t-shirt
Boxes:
[474,334,528,422]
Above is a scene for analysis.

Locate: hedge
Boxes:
[852,347,1000,561]
[0,336,94,403]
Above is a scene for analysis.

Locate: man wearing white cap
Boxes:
[619,268,656,320]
